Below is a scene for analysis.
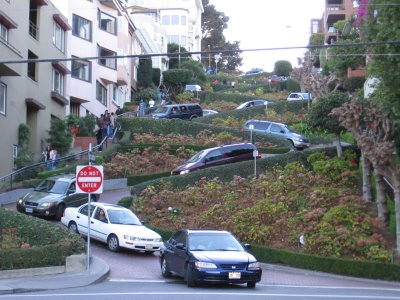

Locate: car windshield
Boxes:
[188,233,244,251]
[153,106,169,114]
[107,209,142,225]
[284,124,298,133]
[34,179,69,194]
[186,149,208,163]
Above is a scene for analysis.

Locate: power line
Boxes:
[1,41,400,65]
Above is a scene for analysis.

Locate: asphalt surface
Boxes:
[1,188,400,295]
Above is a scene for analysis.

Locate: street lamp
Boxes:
[214,53,222,74]
[208,45,211,68]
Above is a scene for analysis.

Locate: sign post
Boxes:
[76,161,103,273]
[253,150,258,177]
[249,124,254,144]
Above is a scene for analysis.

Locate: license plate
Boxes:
[25,207,33,213]
[229,272,241,279]
[145,244,153,249]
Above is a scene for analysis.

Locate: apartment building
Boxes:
[51,0,137,118]
[125,0,203,60]
[324,0,357,44]
[0,0,70,175]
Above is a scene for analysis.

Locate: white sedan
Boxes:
[61,202,163,252]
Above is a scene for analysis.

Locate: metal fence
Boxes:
[0,121,121,193]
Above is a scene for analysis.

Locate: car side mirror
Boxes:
[243,243,251,250]
[280,130,285,134]
[176,243,185,250]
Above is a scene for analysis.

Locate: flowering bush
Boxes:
[134,155,392,262]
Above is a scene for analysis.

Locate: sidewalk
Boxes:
[0,256,109,295]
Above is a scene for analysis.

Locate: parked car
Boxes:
[152,103,203,120]
[236,99,271,110]
[287,92,312,101]
[243,120,311,150]
[159,229,262,288]
[16,174,99,220]
[202,109,219,116]
[171,143,259,175]
[184,84,201,92]
[61,202,163,252]
[268,75,283,83]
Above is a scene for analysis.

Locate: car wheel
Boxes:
[288,139,296,150]
[68,221,78,234]
[247,281,256,288]
[55,204,65,221]
[190,115,198,120]
[107,234,120,252]
[185,265,196,287]
[161,257,172,278]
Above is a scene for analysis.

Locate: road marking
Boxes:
[4,292,400,299]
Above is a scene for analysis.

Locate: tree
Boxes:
[137,57,153,88]
[331,99,400,254]
[167,43,191,69]
[181,60,206,84]
[307,92,348,157]
[363,0,400,122]
[15,124,33,169]
[273,60,293,77]
[162,69,193,100]
[46,118,72,155]
[201,0,242,71]
[308,33,325,68]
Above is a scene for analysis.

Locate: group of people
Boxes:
[43,145,58,170]
[95,110,117,151]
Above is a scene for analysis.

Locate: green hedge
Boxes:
[250,245,400,281]
[127,172,171,186]
[0,209,85,270]
[198,91,272,104]
[119,117,290,148]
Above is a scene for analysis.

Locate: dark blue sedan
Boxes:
[159,229,262,288]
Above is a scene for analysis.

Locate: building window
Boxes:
[72,14,92,41]
[181,16,186,26]
[71,57,91,82]
[0,23,8,42]
[96,81,107,106]
[162,15,170,25]
[52,68,64,96]
[169,35,179,44]
[53,22,65,52]
[181,35,186,46]
[98,10,116,34]
[0,82,6,115]
[171,15,179,25]
[27,50,38,81]
[98,45,116,69]
[13,145,18,170]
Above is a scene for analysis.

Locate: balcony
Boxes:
[0,39,22,76]
[99,0,118,10]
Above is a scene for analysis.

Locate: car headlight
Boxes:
[194,261,217,269]
[180,170,189,175]
[17,199,23,205]
[248,262,260,270]
[39,202,54,208]
[123,235,141,241]
[154,238,163,243]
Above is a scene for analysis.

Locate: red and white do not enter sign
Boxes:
[76,165,104,194]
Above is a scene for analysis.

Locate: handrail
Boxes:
[0,120,122,192]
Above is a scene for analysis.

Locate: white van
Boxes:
[185,84,201,92]
[287,92,312,101]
